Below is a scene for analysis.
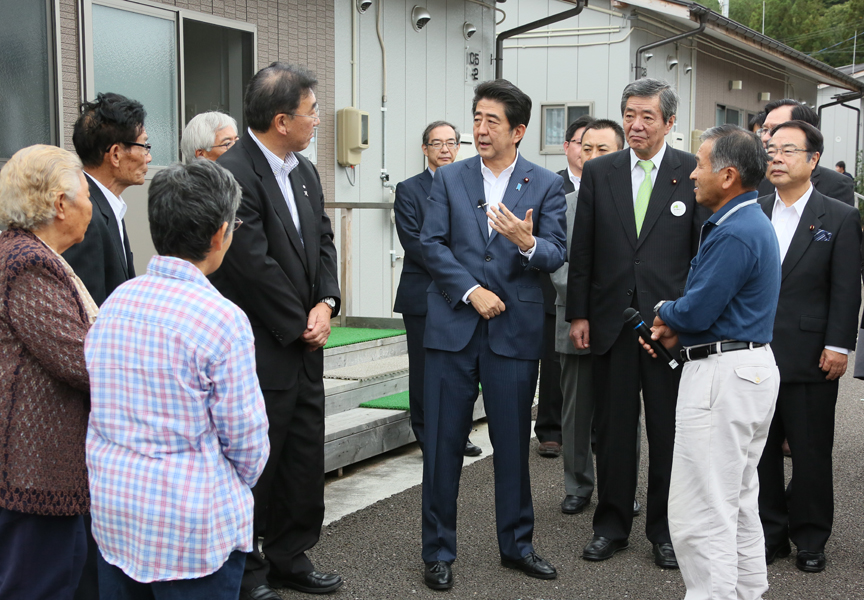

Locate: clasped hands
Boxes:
[301,302,333,351]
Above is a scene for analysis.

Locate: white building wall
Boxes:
[817,83,863,177]
[498,1,696,170]
[333,0,496,318]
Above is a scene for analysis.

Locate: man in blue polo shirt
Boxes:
[641,124,781,600]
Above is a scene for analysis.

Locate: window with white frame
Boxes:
[0,0,60,160]
[83,0,256,166]
[540,102,594,154]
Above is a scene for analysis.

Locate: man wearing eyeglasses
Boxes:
[756,99,854,206]
[181,111,240,163]
[757,120,861,574]
[394,121,483,457]
[208,62,342,599]
[64,92,150,308]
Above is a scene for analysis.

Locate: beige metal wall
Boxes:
[692,40,787,132]
[58,0,336,274]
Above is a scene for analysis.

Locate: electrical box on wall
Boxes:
[667,131,685,151]
[337,107,369,166]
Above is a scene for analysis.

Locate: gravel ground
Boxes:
[280,364,864,600]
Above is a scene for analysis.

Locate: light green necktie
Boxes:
[634,160,654,237]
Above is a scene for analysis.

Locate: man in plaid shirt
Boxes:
[85,159,270,597]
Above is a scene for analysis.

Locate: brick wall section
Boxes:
[58,0,335,202]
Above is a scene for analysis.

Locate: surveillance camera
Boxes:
[463,22,477,40]
[412,6,431,32]
[356,0,372,14]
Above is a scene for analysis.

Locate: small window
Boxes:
[540,102,594,154]
[0,0,59,160]
[715,104,743,128]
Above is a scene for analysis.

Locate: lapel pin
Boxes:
[810,225,815,231]
[671,179,678,185]
[304,191,308,196]
[523,177,529,183]
[477,200,487,209]
[516,183,522,191]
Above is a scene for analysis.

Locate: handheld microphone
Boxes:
[623,307,679,370]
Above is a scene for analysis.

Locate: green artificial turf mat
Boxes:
[359,391,410,411]
[324,327,406,349]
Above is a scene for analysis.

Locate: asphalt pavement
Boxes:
[279,361,864,600]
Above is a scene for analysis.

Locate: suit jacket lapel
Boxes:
[489,156,533,246]
[459,157,490,242]
[419,169,433,197]
[636,146,681,249]
[608,151,637,250]
[781,190,824,281]
[84,173,130,278]
[289,165,316,279]
[245,137,308,272]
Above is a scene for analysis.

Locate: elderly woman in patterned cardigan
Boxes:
[0,144,98,599]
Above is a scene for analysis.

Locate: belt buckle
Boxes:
[685,346,693,361]
[715,341,723,356]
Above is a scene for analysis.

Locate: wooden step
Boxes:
[323,373,409,417]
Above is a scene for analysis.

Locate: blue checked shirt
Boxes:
[85,256,270,582]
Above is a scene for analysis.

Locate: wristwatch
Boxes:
[653,300,668,317]
[321,297,337,313]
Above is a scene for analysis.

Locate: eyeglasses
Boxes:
[124,141,152,155]
[233,218,243,232]
[756,127,770,137]
[211,138,239,151]
[566,139,582,145]
[288,107,320,122]
[765,146,810,159]
[426,140,460,150]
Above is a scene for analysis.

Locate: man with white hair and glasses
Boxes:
[181,111,240,163]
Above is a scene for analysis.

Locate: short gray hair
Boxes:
[180,112,239,163]
[0,145,83,230]
[422,120,461,146]
[148,159,242,261]
[700,124,768,190]
[620,78,679,123]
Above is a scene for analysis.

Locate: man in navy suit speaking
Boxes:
[418,79,567,590]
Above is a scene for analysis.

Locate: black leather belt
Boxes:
[680,341,765,362]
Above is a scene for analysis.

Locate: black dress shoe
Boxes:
[765,540,791,565]
[561,495,590,514]
[796,550,826,573]
[464,439,483,457]
[240,585,282,600]
[538,441,562,458]
[633,499,641,516]
[281,571,343,594]
[582,535,629,561]
[652,543,679,569]
[501,552,557,579]
[424,560,453,590]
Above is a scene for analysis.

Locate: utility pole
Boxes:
[762,0,766,35]
[853,30,858,71]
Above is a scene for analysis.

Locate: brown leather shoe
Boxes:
[538,441,562,458]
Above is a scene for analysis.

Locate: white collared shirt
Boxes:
[567,167,581,193]
[461,153,536,303]
[428,167,435,179]
[630,144,667,206]
[248,128,302,241]
[85,173,127,265]
[771,184,813,263]
[772,184,847,354]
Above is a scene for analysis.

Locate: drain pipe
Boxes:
[818,91,863,175]
[494,0,587,79]
[635,17,705,79]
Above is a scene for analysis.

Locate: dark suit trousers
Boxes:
[403,314,427,451]
[0,508,86,599]
[592,323,679,544]
[243,372,325,589]
[422,320,538,563]
[535,313,564,444]
[757,380,838,552]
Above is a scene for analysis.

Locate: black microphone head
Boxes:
[623,307,640,325]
